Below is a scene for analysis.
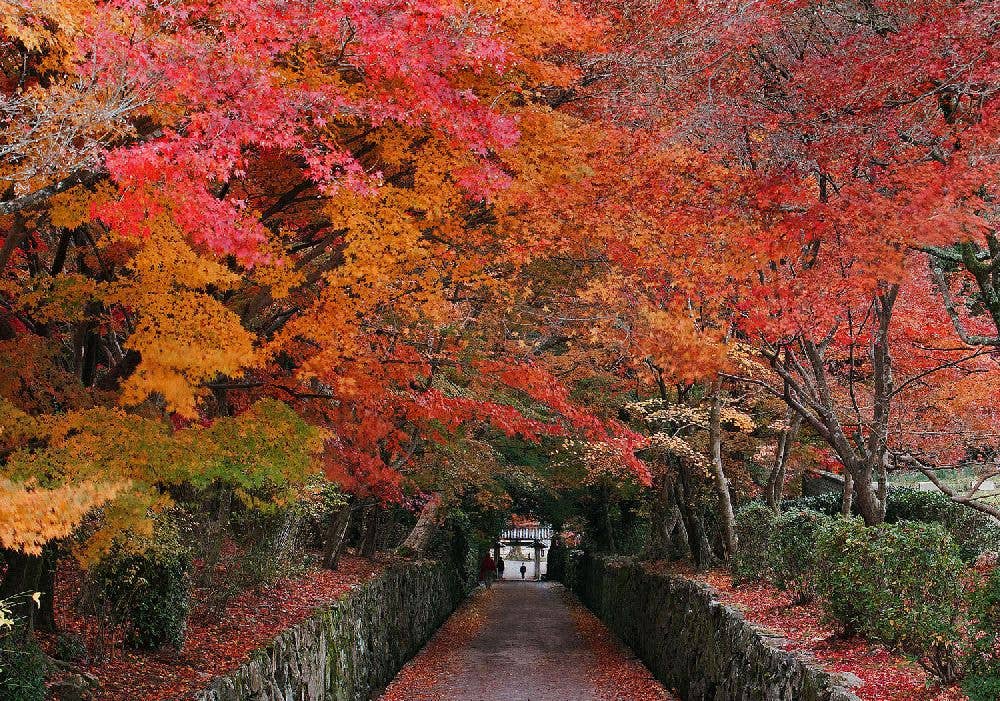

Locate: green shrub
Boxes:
[91,526,192,650]
[769,508,831,603]
[53,632,87,663]
[884,487,1000,562]
[0,629,46,701]
[783,492,844,517]
[732,501,777,584]
[229,505,307,589]
[564,549,584,590]
[964,675,1000,701]
[815,518,965,680]
[964,567,1000,697]
[428,508,481,592]
[787,486,1000,562]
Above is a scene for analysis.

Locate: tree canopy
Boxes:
[1,0,998,567]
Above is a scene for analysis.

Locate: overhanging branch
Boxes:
[0,169,105,217]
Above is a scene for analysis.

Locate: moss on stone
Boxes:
[195,561,463,701]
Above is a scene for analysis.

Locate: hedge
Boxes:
[815,518,965,680]
[784,486,1000,562]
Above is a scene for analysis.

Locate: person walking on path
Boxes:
[519,563,527,580]
[497,556,505,580]
[479,553,497,588]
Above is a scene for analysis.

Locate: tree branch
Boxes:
[0,169,104,217]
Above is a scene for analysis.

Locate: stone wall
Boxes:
[802,469,845,497]
[194,560,463,701]
[551,550,860,701]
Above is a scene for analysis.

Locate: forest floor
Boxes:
[378,580,675,701]
[38,555,384,700]
[650,562,969,701]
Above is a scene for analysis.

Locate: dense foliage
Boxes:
[0,630,45,701]
[89,529,191,650]
[769,509,831,604]
[815,519,966,680]
[964,568,1000,700]
[0,594,46,701]
[729,503,994,685]
[732,502,777,585]
[787,487,1000,562]
[1,0,998,695]
[884,489,1000,563]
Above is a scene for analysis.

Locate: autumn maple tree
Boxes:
[0,0,650,618]
[1,3,999,697]
[548,0,1000,526]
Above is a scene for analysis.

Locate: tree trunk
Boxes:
[853,466,885,526]
[841,472,854,517]
[766,409,801,511]
[399,496,441,556]
[360,502,380,558]
[760,295,898,528]
[200,487,232,586]
[709,379,738,560]
[601,486,617,552]
[667,503,689,556]
[674,464,715,568]
[36,545,58,631]
[867,287,896,526]
[642,475,674,560]
[0,548,48,629]
[322,502,354,570]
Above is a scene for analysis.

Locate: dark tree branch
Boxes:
[0,170,104,217]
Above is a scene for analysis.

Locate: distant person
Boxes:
[479,553,496,588]
[519,563,527,579]
[497,556,505,580]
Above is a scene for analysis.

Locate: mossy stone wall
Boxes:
[195,560,462,701]
[551,550,860,701]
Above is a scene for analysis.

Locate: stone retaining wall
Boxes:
[552,550,860,701]
[194,560,463,701]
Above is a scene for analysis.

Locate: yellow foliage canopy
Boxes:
[0,478,127,555]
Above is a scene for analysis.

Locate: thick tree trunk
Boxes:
[0,550,45,628]
[762,321,896,527]
[601,486,617,552]
[322,502,354,570]
[36,546,57,631]
[399,496,441,556]
[674,465,715,568]
[360,502,380,558]
[642,475,675,559]
[666,503,689,556]
[853,466,885,526]
[709,379,738,560]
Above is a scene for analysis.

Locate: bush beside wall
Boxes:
[964,567,1000,700]
[784,488,1000,562]
[815,519,964,662]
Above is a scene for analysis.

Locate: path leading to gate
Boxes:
[379,580,676,701]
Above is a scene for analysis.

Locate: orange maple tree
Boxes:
[2,0,999,662]
[0,0,654,615]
